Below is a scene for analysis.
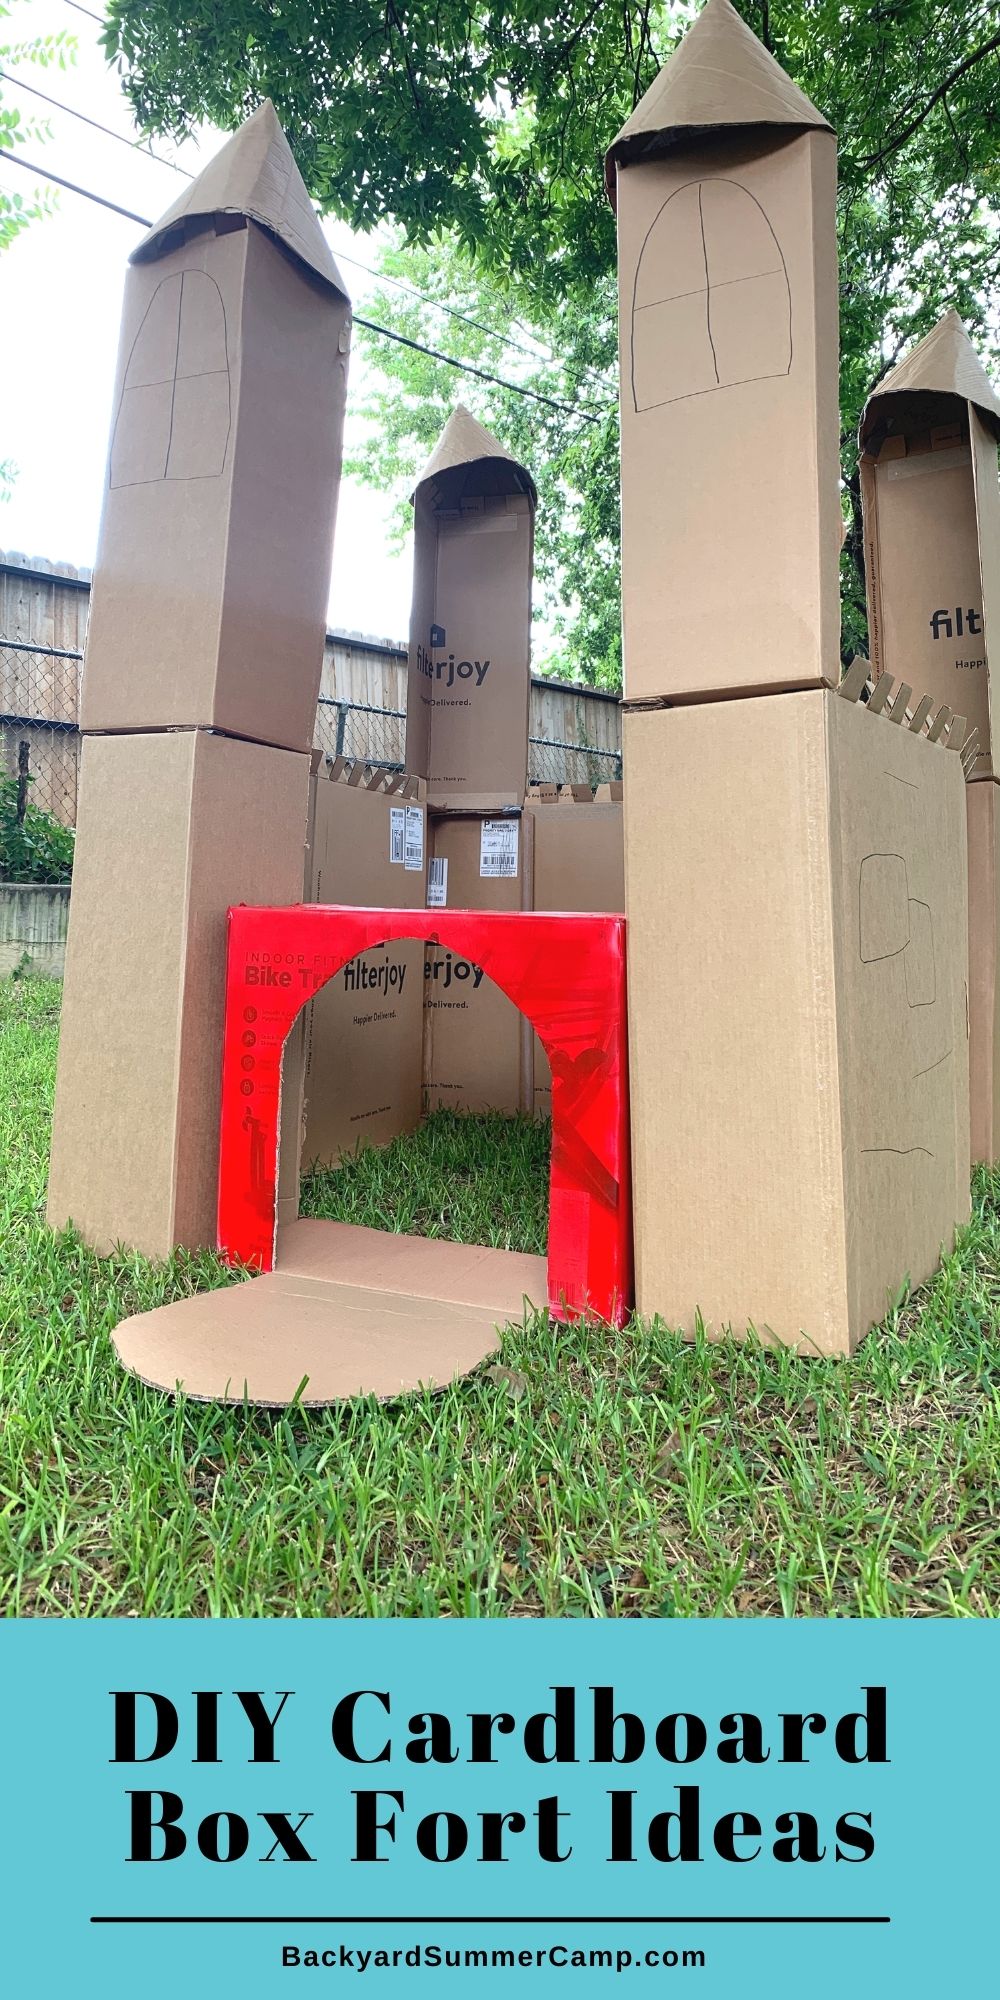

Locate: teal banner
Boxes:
[3,1620,990,1992]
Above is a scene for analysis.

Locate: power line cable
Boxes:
[348,318,604,420]
[0,68,188,175]
[0,145,149,223]
[1,67,615,398]
[61,1,106,22]
[0,145,607,423]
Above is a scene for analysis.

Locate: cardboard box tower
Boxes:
[46,102,351,1258]
[610,0,971,1354]
[406,407,538,1115]
[858,312,1000,1162]
[405,409,628,1120]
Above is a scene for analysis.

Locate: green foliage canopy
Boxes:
[104,1,1000,682]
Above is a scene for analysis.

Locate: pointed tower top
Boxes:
[414,405,536,503]
[131,100,348,297]
[605,0,831,204]
[860,310,1000,443]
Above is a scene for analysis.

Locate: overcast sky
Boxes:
[0,0,415,640]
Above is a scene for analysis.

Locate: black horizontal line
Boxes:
[90,1915,891,1926]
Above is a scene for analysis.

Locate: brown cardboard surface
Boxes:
[625,688,970,1354]
[859,312,1000,781]
[82,182,350,750]
[132,99,347,295]
[277,1218,545,1307]
[610,3,840,704]
[862,309,1000,428]
[614,128,840,703]
[423,811,531,1116]
[46,730,310,1258]
[606,0,830,197]
[112,1220,546,1404]
[862,436,990,760]
[299,771,426,1168]
[967,780,1000,1164]
[527,794,625,1115]
[406,407,534,809]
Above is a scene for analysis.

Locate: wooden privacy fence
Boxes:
[1,551,622,825]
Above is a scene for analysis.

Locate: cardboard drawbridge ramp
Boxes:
[112,905,631,1406]
[113,1220,546,1406]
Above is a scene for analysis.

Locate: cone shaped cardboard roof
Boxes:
[605,0,831,203]
[413,403,537,503]
[131,99,348,297]
[860,310,1000,445]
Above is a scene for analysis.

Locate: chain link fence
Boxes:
[0,643,622,830]
[316,696,622,787]
[528,735,621,787]
[315,695,407,769]
[1,641,83,826]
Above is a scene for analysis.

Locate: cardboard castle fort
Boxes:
[47,102,351,1259]
[44,0,1000,1396]
[857,312,1000,1163]
[610,0,974,1353]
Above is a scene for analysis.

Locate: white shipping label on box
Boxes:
[480,818,519,879]
[389,805,405,864]
[427,856,448,907]
[404,804,424,871]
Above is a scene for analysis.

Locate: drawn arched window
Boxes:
[630,178,792,413]
[110,269,232,488]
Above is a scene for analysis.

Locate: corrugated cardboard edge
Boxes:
[859,311,1000,446]
[605,0,832,204]
[838,655,981,776]
[314,757,425,798]
[412,404,537,505]
[131,98,349,300]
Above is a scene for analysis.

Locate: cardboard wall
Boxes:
[46,729,310,1258]
[615,128,841,703]
[527,790,625,1115]
[299,770,427,1170]
[860,418,995,778]
[624,689,970,1354]
[422,811,532,1115]
[967,780,1000,1164]
[81,221,350,754]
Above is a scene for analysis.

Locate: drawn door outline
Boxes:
[630,177,793,413]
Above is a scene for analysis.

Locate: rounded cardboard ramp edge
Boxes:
[111,1272,508,1408]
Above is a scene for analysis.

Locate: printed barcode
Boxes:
[404,804,424,871]
[480,819,519,878]
[389,805,405,864]
[427,857,447,907]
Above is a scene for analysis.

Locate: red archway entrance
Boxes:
[220,904,631,1326]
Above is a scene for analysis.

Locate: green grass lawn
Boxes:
[2,975,999,1618]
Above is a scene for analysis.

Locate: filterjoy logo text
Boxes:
[343,954,406,997]
[416,644,491,690]
[930,606,982,639]
[425,952,485,992]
